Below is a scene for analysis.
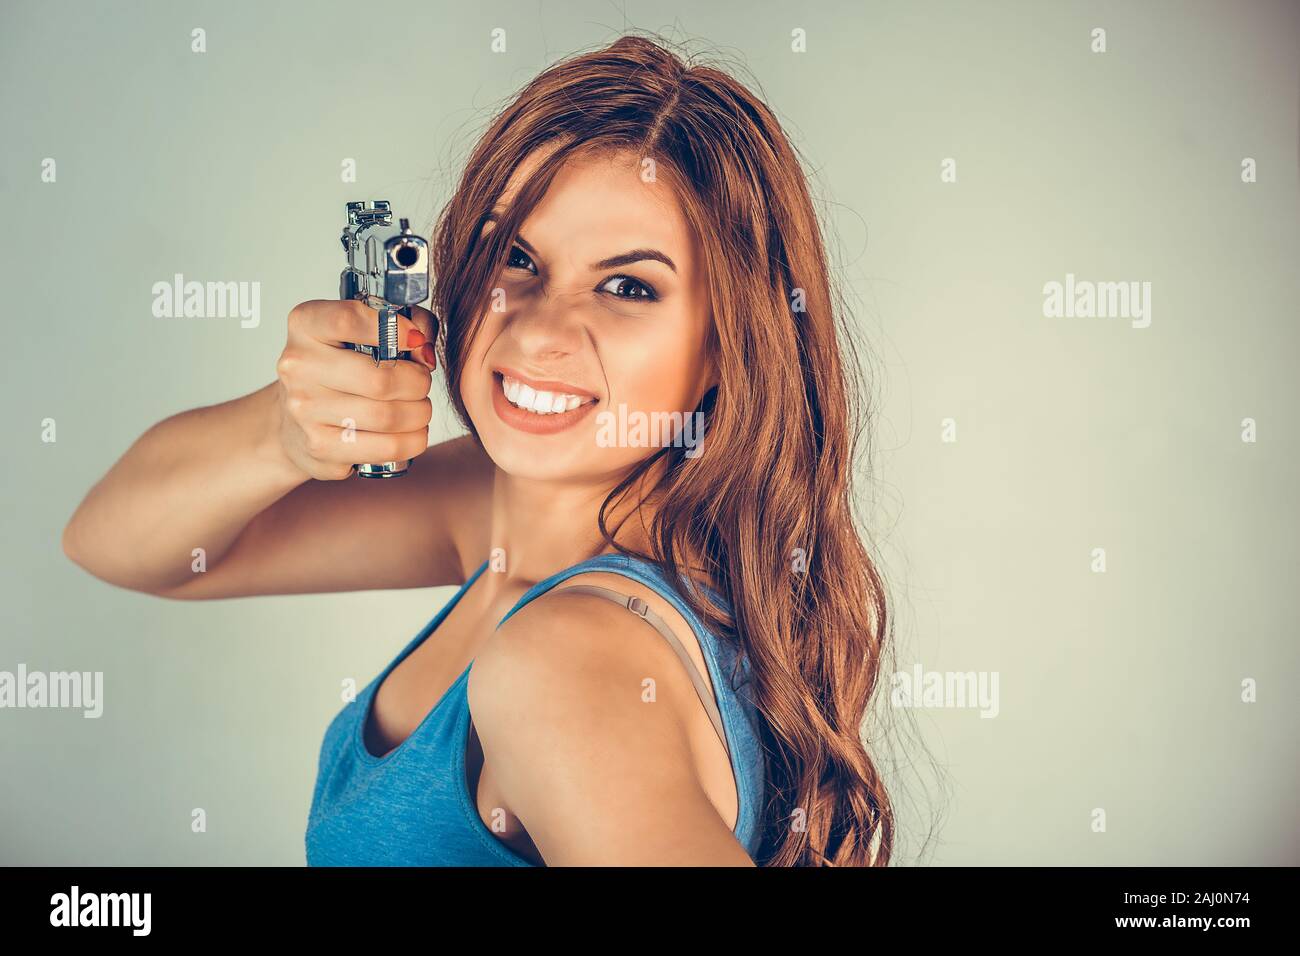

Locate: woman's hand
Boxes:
[273,299,440,481]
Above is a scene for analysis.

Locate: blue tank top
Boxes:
[305,552,768,865]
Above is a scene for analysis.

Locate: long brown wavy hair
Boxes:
[430,32,896,866]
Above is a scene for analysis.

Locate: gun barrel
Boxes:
[340,230,430,307]
[338,200,432,479]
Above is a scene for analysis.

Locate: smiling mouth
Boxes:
[494,371,599,416]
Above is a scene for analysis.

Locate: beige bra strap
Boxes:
[558,584,731,761]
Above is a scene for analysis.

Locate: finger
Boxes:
[410,340,435,371]
[291,299,431,351]
[403,305,438,349]
[295,387,433,434]
[304,424,430,466]
[290,299,375,348]
[318,347,433,402]
[401,304,439,370]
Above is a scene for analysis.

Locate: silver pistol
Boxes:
[338,200,430,478]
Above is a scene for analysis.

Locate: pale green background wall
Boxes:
[1,0,1296,864]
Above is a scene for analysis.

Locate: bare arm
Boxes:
[154,432,493,599]
[62,300,492,599]
[63,381,313,594]
[468,592,755,866]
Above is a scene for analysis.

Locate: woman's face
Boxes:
[460,147,716,484]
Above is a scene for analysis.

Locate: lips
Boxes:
[490,370,600,436]
[491,365,599,401]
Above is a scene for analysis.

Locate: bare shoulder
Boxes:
[467,583,692,780]
[472,568,719,726]
[465,578,749,864]
[548,568,723,711]
[468,575,707,755]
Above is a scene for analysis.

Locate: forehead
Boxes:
[495,146,697,266]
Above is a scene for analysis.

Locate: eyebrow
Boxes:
[482,210,677,274]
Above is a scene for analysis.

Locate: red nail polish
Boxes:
[406,329,426,349]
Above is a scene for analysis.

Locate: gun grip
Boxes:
[345,304,416,479]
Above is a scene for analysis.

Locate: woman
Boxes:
[63,34,893,866]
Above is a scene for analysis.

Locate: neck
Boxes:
[484,462,661,589]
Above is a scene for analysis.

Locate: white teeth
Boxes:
[499,374,591,415]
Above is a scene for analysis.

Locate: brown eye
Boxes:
[506,246,537,274]
[599,275,658,301]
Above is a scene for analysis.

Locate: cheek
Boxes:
[457,318,499,408]
[606,316,708,412]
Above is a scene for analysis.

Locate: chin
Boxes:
[464,394,598,484]
[481,435,594,482]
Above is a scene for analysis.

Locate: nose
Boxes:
[506,286,588,359]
